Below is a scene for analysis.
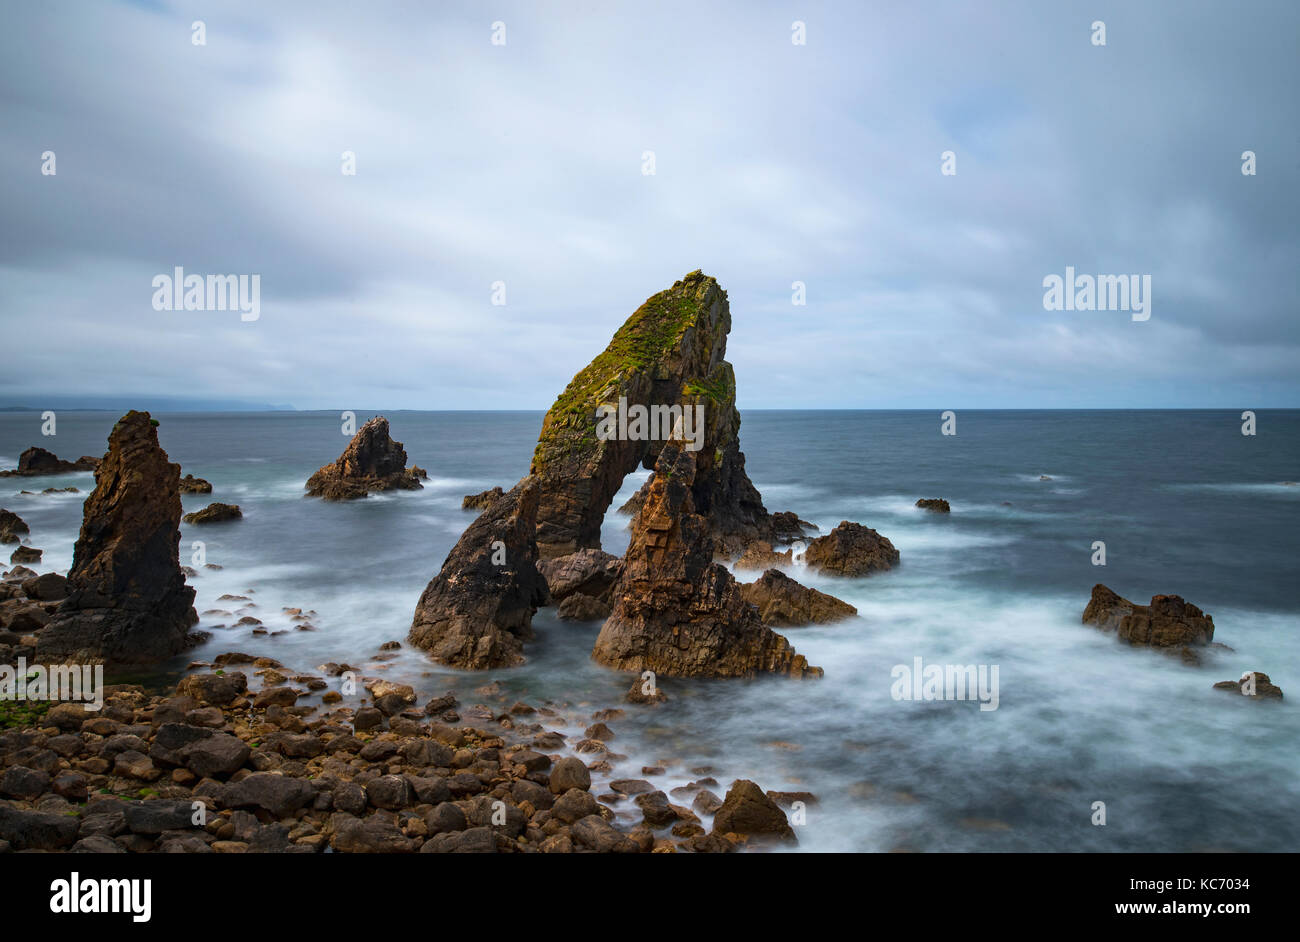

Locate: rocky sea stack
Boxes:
[529,270,785,559]
[305,416,424,500]
[408,479,549,668]
[0,447,99,477]
[35,411,198,666]
[593,441,820,678]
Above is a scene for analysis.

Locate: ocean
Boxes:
[3,409,1297,852]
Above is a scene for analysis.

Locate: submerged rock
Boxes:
[35,411,198,665]
[1082,584,1216,664]
[0,447,99,477]
[529,271,780,558]
[803,521,900,577]
[593,441,820,679]
[739,569,857,627]
[178,474,212,494]
[409,478,548,668]
[183,502,242,524]
[1213,671,1283,700]
[305,416,424,500]
[915,498,950,513]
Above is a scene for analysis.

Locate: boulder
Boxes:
[182,502,242,524]
[593,441,820,679]
[915,498,950,513]
[528,271,783,558]
[9,546,41,565]
[803,521,900,577]
[1213,671,1283,700]
[305,416,424,500]
[556,593,611,621]
[739,569,857,627]
[178,474,212,494]
[537,548,623,603]
[35,411,198,665]
[0,509,28,543]
[20,572,68,602]
[1082,584,1215,662]
[408,477,548,668]
[711,779,796,843]
[733,540,792,571]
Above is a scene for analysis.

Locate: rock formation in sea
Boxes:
[916,498,950,513]
[183,503,242,524]
[0,447,99,477]
[528,270,782,559]
[803,521,900,576]
[592,441,820,678]
[408,479,549,668]
[179,473,212,494]
[1082,584,1217,664]
[462,486,504,510]
[1213,671,1283,700]
[305,416,424,500]
[0,509,29,544]
[35,411,198,665]
[739,569,857,627]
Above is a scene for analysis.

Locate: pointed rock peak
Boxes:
[529,272,771,557]
[306,415,424,500]
[592,441,821,679]
[36,410,197,666]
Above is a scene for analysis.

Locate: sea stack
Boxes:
[408,479,549,668]
[36,411,198,666]
[0,447,99,477]
[305,416,424,500]
[528,271,776,558]
[592,440,820,678]
[1082,584,1216,664]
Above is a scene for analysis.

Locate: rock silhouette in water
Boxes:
[593,441,820,678]
[408,479,549,668]
[0,447,99,477]
[36,411,198,665]
[305,416,423,500]
[529,271,776,558]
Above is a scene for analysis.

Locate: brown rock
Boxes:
[537,548,623,602]
[35,411,198,665]
[183,502,241,524]
[305,416,424,500]
[593,441,820,679]
[739,569,857,627]
[178,474,212,494]
[733,540,792,571]
[556,593,611,621]
[0,447,98,477]
[408,477,548,668]
[1213,671,1283,700]
[803,521,900,577]
[462,486,504,510]
[0,509,29,543]
[1082,584,1215,662]
[529,271,781,559]
[712,779,795,843]
[915,498,950,513]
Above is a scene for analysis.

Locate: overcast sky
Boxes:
[1,0,1296,410]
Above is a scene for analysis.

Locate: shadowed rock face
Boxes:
[305,416,423,500]
[36,411,197,665]
[593,441,820,679]
[803,521,900,577]
[408,478,549,669]
[0,447,99,477]
[739,569,857,628]
[529,271,773,558]
[1082,584,1216,663]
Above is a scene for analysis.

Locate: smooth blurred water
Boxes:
[2,409,1297,852]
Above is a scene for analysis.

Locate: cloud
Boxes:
[0,0,1296,409]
